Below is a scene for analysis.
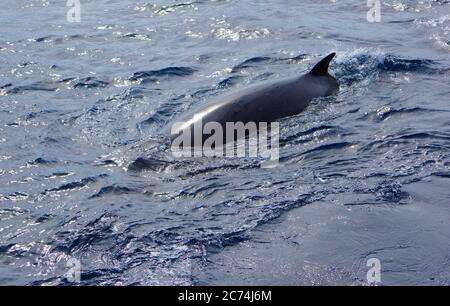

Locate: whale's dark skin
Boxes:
[169,53,338,144]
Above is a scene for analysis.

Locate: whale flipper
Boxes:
[309,52,336,76]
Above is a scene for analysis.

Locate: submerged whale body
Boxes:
[170,52,339,145]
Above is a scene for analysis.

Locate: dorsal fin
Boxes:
[309,52,336,76]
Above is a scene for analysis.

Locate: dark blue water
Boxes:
[0,0,449,285]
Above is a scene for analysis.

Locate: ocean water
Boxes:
[0,0,449,285]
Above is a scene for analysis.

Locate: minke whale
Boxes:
[169,52,338,147]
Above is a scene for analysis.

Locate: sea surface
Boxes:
[0,0,449,285]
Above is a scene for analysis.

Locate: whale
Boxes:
[169,52,338,147]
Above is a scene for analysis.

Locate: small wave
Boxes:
[129,67,196,84]
[25,109,59,121]
[277,53,309,64]
[231,56,272,73]
[73,77,109,89]
[42,174,108,195]
[138,98,184,129]
[31,36,53,43]
[210,17,271,41]
[6,81,58,94]
[0,244,15,254]
[27,157,56,166]
[89,185,138,199]
[0,192,29,202]
[370,106,448,121]
[55,76,110,90]
[96,159,119,167]
[191,87,216,99]
[121,33,152,41]
[0,207,28,218]
[302,141,354,157]
[280,125,337,145]
[178,161,259,179]
[230,53,308,74]
[154,1,203,15]
[388,19,416,24]
[52,212,118,254]
[379,56,441,73]
[127,157,172,172]
[35,214,53,223]
[396,131,450,141]
[217,75,244,88]
[358,130,450,154]
[334,49,446,85]
[178,182,230,198]
[371,181,410,204]
[0,83,12,89]
[431,171,450,178]
[349,180,410,205]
